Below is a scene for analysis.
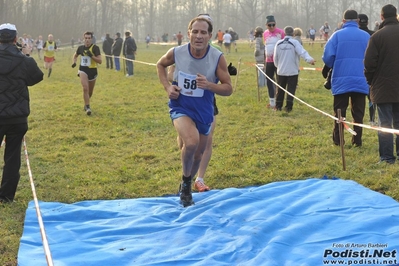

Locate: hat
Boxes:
[266,15,275,24]
[198,14,213,24]
[343,9,358,20]
[0,23,17,41]
[358,14,368,24]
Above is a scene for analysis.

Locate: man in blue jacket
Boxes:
[322,9,370,147]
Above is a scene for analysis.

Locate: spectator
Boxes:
[112,32,123,72]
[0,23,43,203]
[364,4,399,164]
[123,31,137,78]
[273,26,315,112]
[254,26,266,89]
[102,33,113,69]
[374,21,380,31]
[358,13,375,125]
[263,15,285,109]
[322,9,370,147]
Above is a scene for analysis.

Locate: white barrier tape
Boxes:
[23,137,54,266]
[100,56,398,136]
[103,54,156,66]
[300,67,323,71]
[254,64,399,136]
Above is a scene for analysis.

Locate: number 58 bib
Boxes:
[178,71,204,97]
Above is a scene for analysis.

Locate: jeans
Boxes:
[264,62,276,98]
[114,56,120,71]
[376,103,399,162]
[0,123,28,201]
[332,92,366,146]
[125,54,135,76]
[275,75,299,110]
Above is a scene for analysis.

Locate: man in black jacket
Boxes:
[123,31,137,77]
[0,23,43,203]
[364,4,399,164]
[102,33,113,69]
[112,32,123,71]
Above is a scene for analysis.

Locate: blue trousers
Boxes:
[114,57,120,71]
[125,54,135,76]
[377,103,399,162]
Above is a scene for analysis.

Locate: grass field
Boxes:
[1,39,398,265]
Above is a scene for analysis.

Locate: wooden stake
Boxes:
[337,109,346,171]
[256,64,260,101]
[234,57,241,91]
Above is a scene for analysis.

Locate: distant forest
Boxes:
[0,0,396,44]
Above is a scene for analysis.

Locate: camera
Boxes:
[15,41,23,51]
[322,64,332,90]
[324,69,332,90]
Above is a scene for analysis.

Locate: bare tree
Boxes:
[0,0,395,46]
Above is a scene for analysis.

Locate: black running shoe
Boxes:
[84,105,92,116]
[178,177,194,207]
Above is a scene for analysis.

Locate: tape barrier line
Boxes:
[103,54,156,66]
[101,56,398,136]
[254,64,399,136]
[23,137,54,266]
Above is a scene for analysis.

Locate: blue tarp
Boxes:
[18,178,399,266]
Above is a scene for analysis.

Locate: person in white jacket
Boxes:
[273,26,315,112]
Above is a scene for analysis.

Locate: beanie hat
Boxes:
[266,15,276,24]
[343,9,358,20]
[358,14,368,24]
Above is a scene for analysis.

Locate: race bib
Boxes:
[48,45,55,51]
[177,71,204,97]
[80,56,91,67]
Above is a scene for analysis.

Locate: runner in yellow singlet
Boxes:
[43,34,57,77]
[71,31,102,115]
